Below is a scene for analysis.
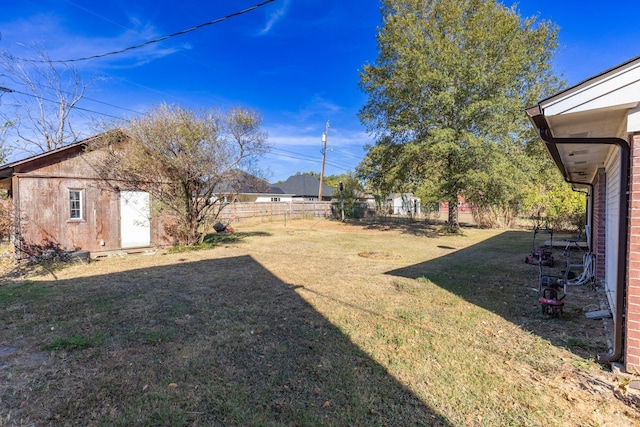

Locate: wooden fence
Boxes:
[219,201,337,224]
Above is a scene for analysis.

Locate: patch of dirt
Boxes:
[357,251,401,259]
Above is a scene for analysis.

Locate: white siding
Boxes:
[605,149,621,316]
[255,195,293,203]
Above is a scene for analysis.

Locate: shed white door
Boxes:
[120,191,151,248]
[604,150,620,316]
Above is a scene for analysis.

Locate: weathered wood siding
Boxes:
[11,146,126,253]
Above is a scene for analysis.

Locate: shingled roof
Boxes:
[273,174,334,199]
[214,169,285,195]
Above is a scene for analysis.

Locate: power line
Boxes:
[20,81,145,116]
[77,94,143,115]
[268,148,356,173]
[333,148,363,160]
[16,0,276,64]
[4,87,125,120]
[63,1,236,85]
[271,147,357,170]
[63,0,131,32]
[272,147,321,161]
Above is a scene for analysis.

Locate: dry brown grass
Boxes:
[1,218,639,426]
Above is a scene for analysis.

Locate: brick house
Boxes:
[0,132,171,257]
[527,55,640,371]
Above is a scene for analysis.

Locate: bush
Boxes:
[0,197,13,241]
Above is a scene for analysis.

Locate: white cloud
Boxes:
[0,13,185,69]
[259,0,291,35]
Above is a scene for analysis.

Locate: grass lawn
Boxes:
[1,218,639,426]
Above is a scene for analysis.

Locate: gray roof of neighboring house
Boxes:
[214,169,287,195]
[273,174,334,198]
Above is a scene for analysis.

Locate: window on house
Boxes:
[271,197,281,202]
[69,189,83,220]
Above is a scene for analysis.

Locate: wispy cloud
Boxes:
[0,13,186,69]
[259,125,367,182]
[259,0,291,35]
[267,122,370,149]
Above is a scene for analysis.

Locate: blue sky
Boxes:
[1,0,639,182]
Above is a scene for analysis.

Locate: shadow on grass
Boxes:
[201,230,272,245]
[0,256,450,426]
[351,216,477,237]
[354,217,440,237]
[385,229,609,360]
[163,231,272,254]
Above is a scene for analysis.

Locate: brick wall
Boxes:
[626,133,640,369]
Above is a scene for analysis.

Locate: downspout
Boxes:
[536,125,629,363]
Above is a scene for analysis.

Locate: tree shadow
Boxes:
[351,216,477,237]
[352,217,441,237]
[385,230,610,360]
[0,255,450,425]
[201,230,272,245]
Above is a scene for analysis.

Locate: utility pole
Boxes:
[318,120,329,201]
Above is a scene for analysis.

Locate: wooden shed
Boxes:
[0,132,169,258]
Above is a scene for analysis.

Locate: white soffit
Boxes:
[545,108,629,139]
[556,142,614,183]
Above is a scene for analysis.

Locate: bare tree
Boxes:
[0,45,86,155]
[89,104,269,246]
[0,120,10,164]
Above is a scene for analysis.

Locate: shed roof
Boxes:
[0,130,126,179]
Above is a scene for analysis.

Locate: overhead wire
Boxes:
[3,1,276,119]
[63,0,131,31]
[63,0,226,76]
[2,87,362,165]
[14,81,145,116]
[268,147,357,172]
[333,148,363,160]
[3,0,361,177]
[16,0,276,64]
[4,87,125,120]
[272,146,360,169]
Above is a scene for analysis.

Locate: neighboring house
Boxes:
[438,196,472,213]
[527,55,640,372]
[273,174,334,201]
[253,190,294,203]
[0,132,170,257]
[355,190,376,209]
[216,170,294,203]
[387,193,421,215]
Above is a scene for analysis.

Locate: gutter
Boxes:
[527,106,629,364]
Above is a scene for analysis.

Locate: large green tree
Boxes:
[358,0,562,227]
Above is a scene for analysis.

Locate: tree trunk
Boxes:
[447,199,459,228]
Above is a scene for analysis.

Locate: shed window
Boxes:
[69,189,84,220]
